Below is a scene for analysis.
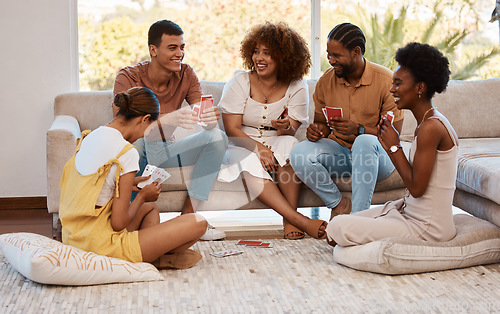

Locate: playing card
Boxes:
[325,107,343,119]
[322,106,343,121]
[384,111,394,124]
[195,95,214,126]
[209,249,244,258]
[137,164,171,189]
[278,107,287,119]
[244,242,273,248]
[236,240,263,246]
[200,95,214,113]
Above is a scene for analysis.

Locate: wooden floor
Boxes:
[0,209,54,239]
[0,207,330,241]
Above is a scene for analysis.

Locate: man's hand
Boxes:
[306,123,326,142]
[160,109,198,129]
[328,117,359,136]
[200,106,221,129]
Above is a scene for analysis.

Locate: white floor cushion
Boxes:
[0,232,164,285]
[333,214,500,275]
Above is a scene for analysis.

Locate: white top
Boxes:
[217,71,308,183]
[402,116,459,241]
[75,126,139,206]
[219,71,309,136]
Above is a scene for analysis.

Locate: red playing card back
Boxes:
[236,240,262,246]
[325,107,343,119]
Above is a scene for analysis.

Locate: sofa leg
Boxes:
[52,213,60,239]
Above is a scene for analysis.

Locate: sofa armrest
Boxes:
[46,115,81,213]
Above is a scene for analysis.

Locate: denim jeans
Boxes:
[289,134,394,213]
[134,128,228,201]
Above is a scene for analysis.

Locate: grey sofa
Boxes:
[47,78,500,231]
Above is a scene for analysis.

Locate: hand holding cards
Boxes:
[322,106,343,121]
[383,111,395,124]
[192,95,214,126]
[137,164,171,189]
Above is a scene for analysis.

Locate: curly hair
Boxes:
[395,42,450,99]
[240,22,311,83]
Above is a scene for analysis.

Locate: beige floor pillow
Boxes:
[333,214,500,275]
[0,232,164,285]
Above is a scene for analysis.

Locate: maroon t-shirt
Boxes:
[113,61,203,114]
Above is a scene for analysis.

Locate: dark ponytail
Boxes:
[114,87,160,121]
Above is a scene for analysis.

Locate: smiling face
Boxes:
[149,34,185,73]
[326,39,357,78]
[390,66,420,110]
[252,43,278,78]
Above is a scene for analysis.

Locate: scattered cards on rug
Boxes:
[236,240,274,248]
[137,164,171,189]
[210,249,244,258]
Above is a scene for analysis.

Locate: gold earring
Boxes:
[418,92,422,99]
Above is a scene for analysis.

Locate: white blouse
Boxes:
[219,71,309,138]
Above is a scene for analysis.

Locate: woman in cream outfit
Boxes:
[327,43,458,246]
[218,22,327,239]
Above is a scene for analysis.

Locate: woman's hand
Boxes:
[255,143,278,173]
[271,116,291,131]
[271,107,290,131]
[138,182,161,203]
[377,118,400,151]
[132,175,151,192]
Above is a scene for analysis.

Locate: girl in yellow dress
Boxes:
[59,87,207,269]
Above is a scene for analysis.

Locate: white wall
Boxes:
[0,0,78,197]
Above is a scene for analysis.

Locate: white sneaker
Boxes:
[200,224,226,241]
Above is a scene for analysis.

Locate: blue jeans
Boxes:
[289,135,394,213]
[134,128,228,201]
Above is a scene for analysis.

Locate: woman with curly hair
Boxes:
[218,22,327,239]
[326,42,458,246]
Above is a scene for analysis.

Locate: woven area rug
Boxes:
[2,239,500,313]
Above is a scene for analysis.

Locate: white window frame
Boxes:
[310,0,321,80]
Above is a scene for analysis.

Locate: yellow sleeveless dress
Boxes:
[59,130,143,263]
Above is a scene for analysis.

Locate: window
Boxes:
[78,0,500,91]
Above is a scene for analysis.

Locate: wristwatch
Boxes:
[357,124,365,136]
[389,145,402,154]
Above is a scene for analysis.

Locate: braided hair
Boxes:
[327,23,366,54]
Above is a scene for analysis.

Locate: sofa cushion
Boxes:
[333,214,500,275]
[456,138,500,205]
[400,78,500,140]
[0,233,163,286]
